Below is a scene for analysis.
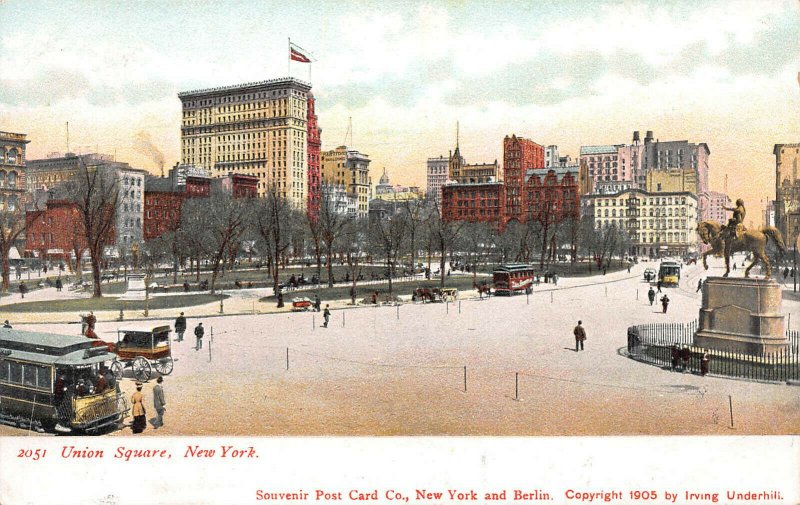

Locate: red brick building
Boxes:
[214,173,259,198]
[441,182,505,224]
[306,93,322,220]
[25,200,115,261]
[144,166,212,240]
[503,135,544,221]
[523,167,581,223]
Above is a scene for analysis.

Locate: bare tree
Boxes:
[254,187,295,294]
[62,161,119,297]
[426,200,465,287]
[401,198,427,272]
[342,218,368,301]
[0,195,27,292]
[369,207,408,294]
[318,184,351,287]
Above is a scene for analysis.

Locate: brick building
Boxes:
[306,93,322,219]
[144,165,212,240]
[523,167,581,223]
[503,135,544,221]
[441,182,505,224]
[25,200,115,262]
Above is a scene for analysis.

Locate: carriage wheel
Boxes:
[154,356,174,376]
[132,357,152,382]
[110,360,124,380]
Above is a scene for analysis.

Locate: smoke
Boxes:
[134,131,165,175]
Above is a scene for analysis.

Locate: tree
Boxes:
[183,192,250,293]
[62,161,118,297]
[342,218,368,301]
[426,200,465,287]
[254,187,296,294]
[317,184,351,287]
[401,198,428,272]
[369,207,408,294]
[0,194,27,293]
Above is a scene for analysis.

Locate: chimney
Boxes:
[645,131,654,143]
[633,131,640,143]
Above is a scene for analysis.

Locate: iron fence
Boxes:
[627,321,800,383]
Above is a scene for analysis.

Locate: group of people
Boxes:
[174,312,205,351]
[646,287,670,313]
[130,376,167,434]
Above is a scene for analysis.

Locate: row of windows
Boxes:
[0,361,51,390]
[596,196,689,206]
[183,88,304,109]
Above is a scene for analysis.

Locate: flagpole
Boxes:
[288,37,291,77]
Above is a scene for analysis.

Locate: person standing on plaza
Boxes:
[153,376,166,428]
[656,280,662,293]
[131,382,146,434]
[661,294,670,314]
[323,304,331,328]
[647,286,656,306]
[696,279,703,293]
[700,352,710,376]
[194,322,204,350]
[670,344,681,371]
[174,312,187,342]
[18,282,27,299]
[573,320,586,352]
[55,278,62,292]
[85,311,97,339]
[314,294,321,312]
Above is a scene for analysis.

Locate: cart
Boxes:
[291,297,313,312]
[111,324,173,382]
[438,288,459,302]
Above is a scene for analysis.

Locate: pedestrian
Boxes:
[85,311,97,339]
[573,320,586,352]
[323,304,331,327]
[656,280,662,293]
[18,282,26,299]
[80,314,88,336]
[647,287,656,306]
[700,352,710,376]
[194,322,204,350]
[2,320,11,329]
[131,382,146,434]
[732,263,737,271]
[661,294,670,314]
[174,312,187,342]
[680,345,691,372]
[553,273,558,285]
[55,278,63,292]
[670,344,680,371]
[603,267,607,275]
[277,291,284,308]
[627,264,631,273]
[696,278,703,293]
[314,294,321,312]
[153,376,166,428]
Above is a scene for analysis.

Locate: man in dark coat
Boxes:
[323,305,331,328]
[573,320,586,352]
[194,322,204,351]
[671,344,681,371]
[174,312,187,342]
[661,294,670,314]
[314,294,321,312]
[153,376,166,428]
[647,287,656,306]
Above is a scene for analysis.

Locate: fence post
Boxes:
[397,305,400,319]
[208,337,212,362]
[463,366,467,393]
[550,291,553,304]
[342,311,345,328]
[286,347,289,371]
[313,314,315,330]
[728,395,734,429]
[514,372,519,401]
[459,300,462,313]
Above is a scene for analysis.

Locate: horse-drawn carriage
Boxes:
[109,324,173,382]
[412,287,458,303]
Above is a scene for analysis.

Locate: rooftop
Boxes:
[178,77,311,98]
[580,145,620,155]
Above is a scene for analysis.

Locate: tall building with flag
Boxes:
[178,77,312,208]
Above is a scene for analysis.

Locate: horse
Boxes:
[473,281,492,299]
[696,221,786,278]
[413,287,434,303]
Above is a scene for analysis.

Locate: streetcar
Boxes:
[658,261,681,286]
[112,324,173,382]
[492,264,535,296]
[0,327,128,433]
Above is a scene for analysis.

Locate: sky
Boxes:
[1,0,799,225]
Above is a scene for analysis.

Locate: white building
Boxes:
[584,189,698,258]
[426,155,448,209]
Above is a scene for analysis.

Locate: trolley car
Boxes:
[492,264,535,296]
[111,325,173,382]
[0,327,128,433]
[658,261,681,287]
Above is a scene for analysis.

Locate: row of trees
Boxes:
[0,160,633,298]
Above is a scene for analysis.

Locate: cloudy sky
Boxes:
[1,0,798,224]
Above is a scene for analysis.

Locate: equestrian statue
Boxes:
[697,199,785,278]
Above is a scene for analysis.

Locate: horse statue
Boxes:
[696,221,786,278]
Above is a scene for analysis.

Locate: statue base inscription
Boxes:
[694,276,788,355]
[119,273,147,301]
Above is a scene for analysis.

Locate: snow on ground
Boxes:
[4,257,799,436]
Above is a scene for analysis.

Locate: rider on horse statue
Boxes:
[722,198,746,245]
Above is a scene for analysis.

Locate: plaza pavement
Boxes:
[3,255,799,436]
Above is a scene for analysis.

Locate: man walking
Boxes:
[194,322,204,350]
[696,279,703,293]
[656,280,662,293]
[661,294,670,314]
[573,320,586,352]
[647,286,656,306]
[174,312,187,342]
[314,294,321,312]
[153,376,166,428]
[323,304,331,328]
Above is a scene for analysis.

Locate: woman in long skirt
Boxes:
[131,382,146,433]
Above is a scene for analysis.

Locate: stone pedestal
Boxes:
[119,273,147,301]
[694,276,788,355]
